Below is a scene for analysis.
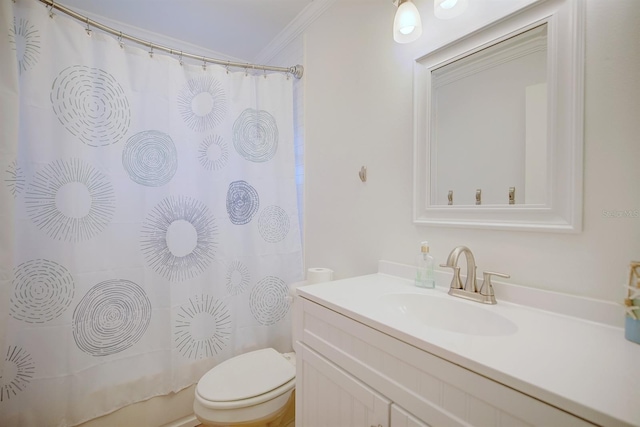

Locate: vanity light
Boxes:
[434,0,468,19]
[393,0,422,44]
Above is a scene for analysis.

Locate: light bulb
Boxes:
[434,0,467,19]
[440,0,458,10]
[400,26,415,35]
[393,0,422,43]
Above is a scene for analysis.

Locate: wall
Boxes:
[303,0,640,303]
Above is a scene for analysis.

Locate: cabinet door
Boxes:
[297,344,390,427]
[391,404,430,427]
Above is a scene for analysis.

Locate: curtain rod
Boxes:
[36,0,304,79]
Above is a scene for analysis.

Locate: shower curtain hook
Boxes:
[244,66,249,77]
[48,1,56,18]
[149,44,154,58]
[263,68,267,79]
[118,32,124,49]
[179,51,184,66]
[225,61,230,74]
[85,17,92,37]
[202,57,207,71]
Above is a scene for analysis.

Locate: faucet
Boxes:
[440,246,509,305]
[440,246,477,292]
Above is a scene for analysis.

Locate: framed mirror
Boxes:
[413,0,584,232]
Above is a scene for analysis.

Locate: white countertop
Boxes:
[297,273,640,427]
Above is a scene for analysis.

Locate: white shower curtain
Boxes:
[0,1,303,425]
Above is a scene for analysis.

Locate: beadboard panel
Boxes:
[297,298,594,427]
[297,345,390,427]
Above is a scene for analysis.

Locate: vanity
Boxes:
[293,262,640,427]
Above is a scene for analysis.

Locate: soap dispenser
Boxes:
[415,241,435,288]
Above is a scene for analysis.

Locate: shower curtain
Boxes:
[0,1,303,425]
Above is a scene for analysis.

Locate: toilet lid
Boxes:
[197,348,295,402]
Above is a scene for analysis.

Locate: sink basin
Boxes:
[378,293,518,336]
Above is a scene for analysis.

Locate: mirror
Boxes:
[431,24,547,206]
[413,0,584,232]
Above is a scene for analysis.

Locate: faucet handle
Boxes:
[440,264,463,289]
[479,271,510,297]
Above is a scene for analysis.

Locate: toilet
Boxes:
[193,348,296,427]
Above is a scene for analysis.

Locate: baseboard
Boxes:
[161,414,199,427]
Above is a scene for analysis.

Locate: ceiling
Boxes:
[56,0,323,62]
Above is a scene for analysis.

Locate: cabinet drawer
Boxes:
[296,298,594,427]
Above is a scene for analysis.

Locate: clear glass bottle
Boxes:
[415,241,435,288]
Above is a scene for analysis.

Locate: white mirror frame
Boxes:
[413,0,584,232]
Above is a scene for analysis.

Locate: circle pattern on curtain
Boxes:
[140,195,217,282]
[249,276,290,326]
[174,294,231,359]
[4,159,25,198]
[177,75,227,132]
[232,108,279,162]
[73,279,152,357]
[50,65,131,147]
[0,346,35,402]
[9,17,40,75]
[225,260,250,296]
[198,134,229,171]
[226,180,260,225]
[25,158,116,242]
[122,130,178,187]
[10,259,75,323]
[258,205,290,243]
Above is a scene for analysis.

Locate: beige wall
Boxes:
[303,0,640,303]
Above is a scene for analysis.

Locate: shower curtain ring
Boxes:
[179,51,184,66]
[263,69,267,79]
[149,44,154,58]
[85,18,92,37]
[118,32,124,49]
[202,57,207,71]
[49,1,55,18]
[226,61,230,74]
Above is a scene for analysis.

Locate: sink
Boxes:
[378,293,518,336]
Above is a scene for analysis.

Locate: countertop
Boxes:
[297,273,640,427]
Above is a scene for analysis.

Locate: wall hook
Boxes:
[359,166,367,182]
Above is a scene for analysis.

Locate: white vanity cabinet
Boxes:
[294,297,594,427]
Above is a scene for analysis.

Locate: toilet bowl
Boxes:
[194,348,296,426]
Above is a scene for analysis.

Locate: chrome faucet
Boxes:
[440,246,509,304]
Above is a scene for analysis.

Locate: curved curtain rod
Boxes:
[36,0,304,79]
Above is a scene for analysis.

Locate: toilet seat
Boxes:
[194,348,296,424]
[195,377,295,410]
[197,348,295,404]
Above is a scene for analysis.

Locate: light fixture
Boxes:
[393,0,422,44]
[434,0,468,20]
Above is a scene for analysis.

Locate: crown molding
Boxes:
[253,0,338,65]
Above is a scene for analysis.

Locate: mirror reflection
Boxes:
[430,24,547,206]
